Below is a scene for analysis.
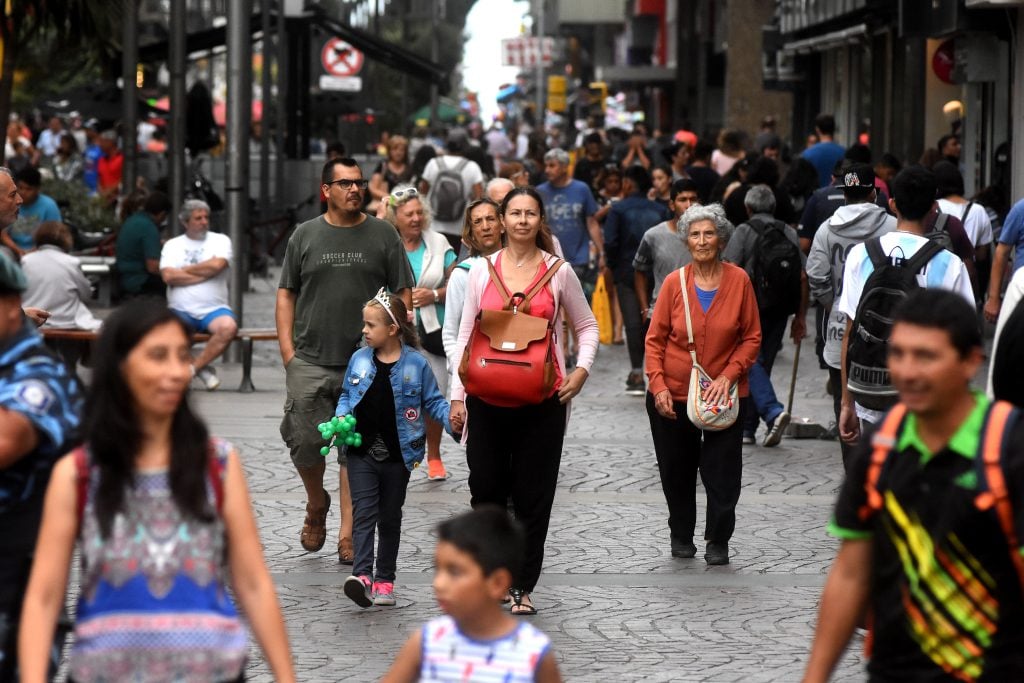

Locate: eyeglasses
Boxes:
[389,186,418,206]
[324,178,368,190]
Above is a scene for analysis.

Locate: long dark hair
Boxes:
[85,300,212,538]
[499,186,556,255]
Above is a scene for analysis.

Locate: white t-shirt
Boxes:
[937,198,993,248]
[421,154,484,236]
[160,231,233,317]
[838,230,974,423]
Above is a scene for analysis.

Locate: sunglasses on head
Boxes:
[389,187,419,206]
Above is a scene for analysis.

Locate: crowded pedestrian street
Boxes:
[187,273,865,682]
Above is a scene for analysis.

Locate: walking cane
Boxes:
[786,338,801,416]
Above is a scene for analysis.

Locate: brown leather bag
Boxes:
[459,256,564,406]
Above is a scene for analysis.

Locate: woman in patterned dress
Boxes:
[18,301,296,683]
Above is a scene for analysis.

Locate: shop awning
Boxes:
[780,24,868,55]
[127,9,446,85]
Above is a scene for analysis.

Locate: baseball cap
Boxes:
[840,163,874,192]
[0,253,27,294]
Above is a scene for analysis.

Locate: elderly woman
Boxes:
[441,198,504,371]
[386,184,456,481]
[645,203,760,566]
[450,187,598,615]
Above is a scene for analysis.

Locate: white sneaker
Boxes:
[195,366,221,391]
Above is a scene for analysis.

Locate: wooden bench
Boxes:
[40,327,278,393]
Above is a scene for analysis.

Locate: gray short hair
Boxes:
[543,148,570,166]
[743,184,776,214]
[486,177,514,194]
[179,198,211,226]
[0,167,11,180]
[678,203,733,247]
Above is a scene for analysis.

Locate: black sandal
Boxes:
[509,588,537,616]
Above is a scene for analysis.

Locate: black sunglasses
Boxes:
[324,178,369,190]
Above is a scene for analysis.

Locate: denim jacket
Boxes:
[334,344,451,471]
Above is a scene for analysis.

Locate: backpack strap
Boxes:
[934,211,948,233]
[903,238,945,275]
[435,156,448,173]
[521,259,564,308]
[865,237,888,269]
[74,446,90,529]
[484,256,513,308]
[859,403,908,520]
[454,158,469,173]
[207,440,226,514]
[974,401,1024,589]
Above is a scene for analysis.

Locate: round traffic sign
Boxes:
[321,38,364,77]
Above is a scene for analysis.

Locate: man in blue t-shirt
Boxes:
[1,167,61,257]
[535,148,605,294]
[801,114,846,188]
[984,197,1024,324]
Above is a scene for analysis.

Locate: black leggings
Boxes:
[465,395,567,593]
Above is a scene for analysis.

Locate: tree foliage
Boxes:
[0,0,124,125]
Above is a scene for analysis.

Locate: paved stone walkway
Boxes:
[187,271,869,682]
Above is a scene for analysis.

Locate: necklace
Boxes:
[513,251,539,268]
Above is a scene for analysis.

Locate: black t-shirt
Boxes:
[350,356,401,463]
[831,398,1024,680]
[684,165,720,205]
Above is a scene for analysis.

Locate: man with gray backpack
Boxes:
[836,166,974,452]
[419,129,484,251]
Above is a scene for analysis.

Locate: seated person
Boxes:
[116,191,171,298]
[21,221,101,371]
[1,166,62,258]
[159,199,236,390]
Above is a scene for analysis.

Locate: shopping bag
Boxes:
[593,273,613,345]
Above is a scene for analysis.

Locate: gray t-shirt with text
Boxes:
[279,214,414,366]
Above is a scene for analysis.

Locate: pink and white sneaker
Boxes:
[372,581,396,606]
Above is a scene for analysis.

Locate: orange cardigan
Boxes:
[645,263,761,402]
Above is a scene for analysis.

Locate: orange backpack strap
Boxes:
[484,257,513,308]
[859,404,908,520]
[521,259,564,309]
[73,445,90,528]
[975,400,1024,588]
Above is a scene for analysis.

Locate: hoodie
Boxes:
[806,202,896,368]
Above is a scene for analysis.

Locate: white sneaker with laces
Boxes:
[195,366,221,391]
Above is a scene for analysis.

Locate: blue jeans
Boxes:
[745,311,788,434]
[347,453,410,582]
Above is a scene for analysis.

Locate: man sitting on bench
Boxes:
[159,199,236,390]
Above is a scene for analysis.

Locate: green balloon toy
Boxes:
[317,414,362,456]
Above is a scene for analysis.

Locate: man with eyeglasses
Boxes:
[277,157,414,565]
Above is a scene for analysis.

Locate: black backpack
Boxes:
[749,216,803,314]
[429,157,469,222]
[846,237,945,410]
[926,211,954,253]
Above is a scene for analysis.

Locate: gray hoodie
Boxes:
[806,203,896,368]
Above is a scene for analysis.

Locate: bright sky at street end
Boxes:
[462,0,529,124]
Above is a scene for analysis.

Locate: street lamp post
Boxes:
[226,0,252,342]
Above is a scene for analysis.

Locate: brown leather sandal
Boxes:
[337,536,354,565]
[300,490,330,552]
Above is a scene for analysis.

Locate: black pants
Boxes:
[348,453,411,583]
[465,395,567,593]
[827,366,855,469]
[615,280,644,370]
[646,392,745,545]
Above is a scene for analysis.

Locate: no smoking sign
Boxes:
[321,38,364,77]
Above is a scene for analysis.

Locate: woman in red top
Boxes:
[645,203,761,566]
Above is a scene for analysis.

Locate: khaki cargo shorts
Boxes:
[280,355,346,468]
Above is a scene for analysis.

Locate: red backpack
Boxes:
[458,257,564,407]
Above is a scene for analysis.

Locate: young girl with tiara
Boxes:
[338,288,452,608]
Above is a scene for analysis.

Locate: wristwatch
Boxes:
[432,289,439,304]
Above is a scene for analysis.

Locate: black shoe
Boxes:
[671,536,697,558]
[705,542,729,565]
[625,370,645,396]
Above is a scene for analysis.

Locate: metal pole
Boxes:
[169,0,187,235]
[260,0,271,215]
[535,0,545,120]
[274,2,286,196]
[429,0,441,126]
[226,0,252,335]
[1013,10,1024,204]
[121,0,138,193]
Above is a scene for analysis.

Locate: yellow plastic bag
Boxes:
[593,273,613,345]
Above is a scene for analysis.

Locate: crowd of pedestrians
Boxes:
[2,101,1024,682]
